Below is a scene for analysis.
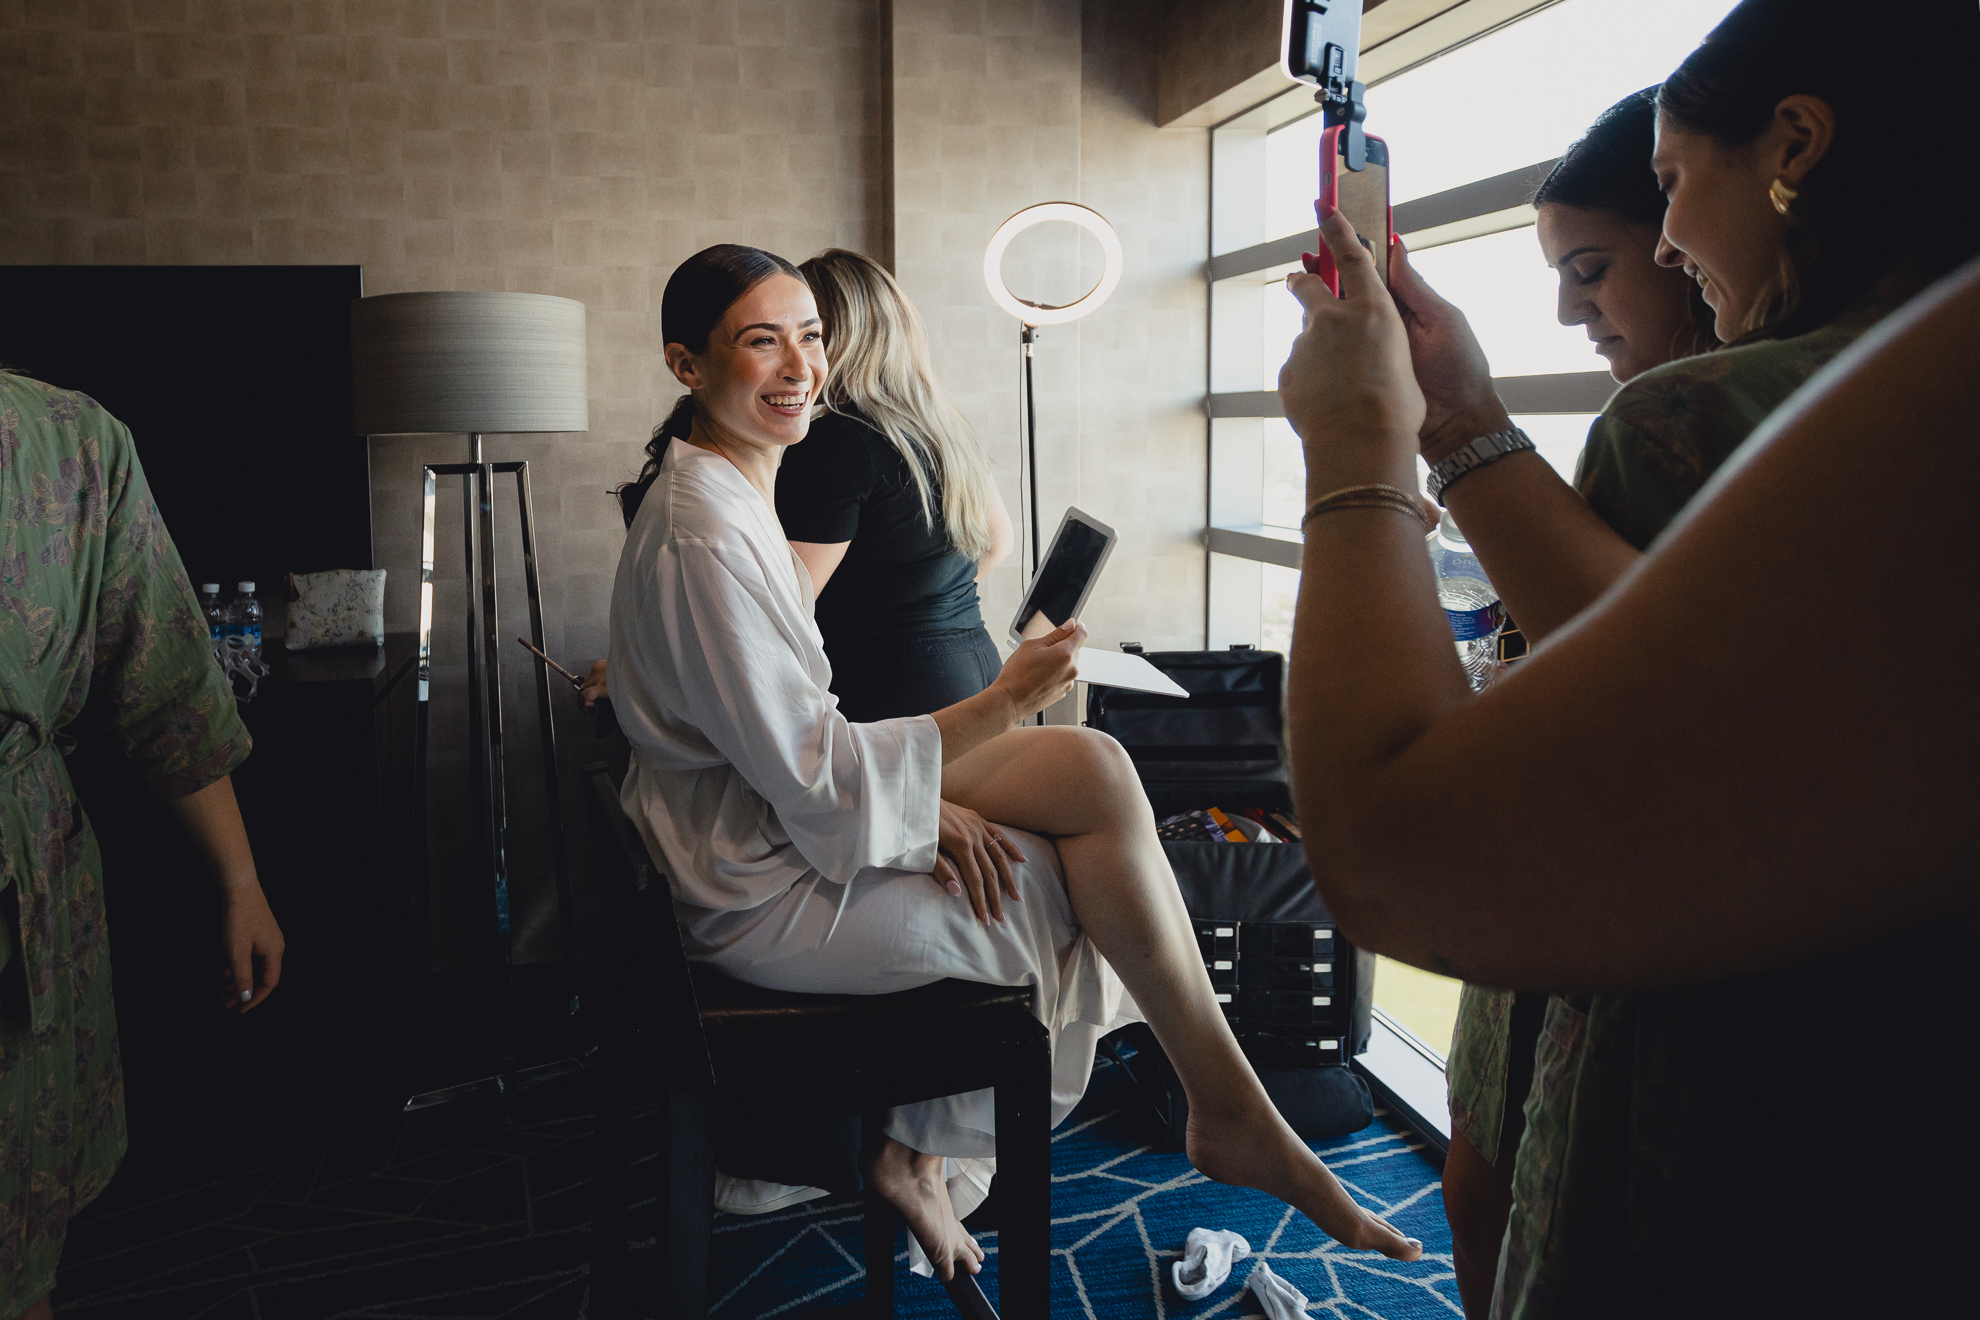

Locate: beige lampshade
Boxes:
[350,291,589,435]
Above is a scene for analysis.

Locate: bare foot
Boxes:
[1186,1106,1424,1262]
[861,1137,986,1283]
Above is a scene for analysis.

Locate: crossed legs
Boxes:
[868,724,1423,1280]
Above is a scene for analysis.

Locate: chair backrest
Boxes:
[582,760,716,1093]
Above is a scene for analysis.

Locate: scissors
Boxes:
[515,636,586,691]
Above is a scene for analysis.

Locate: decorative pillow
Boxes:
[285,569,386,650]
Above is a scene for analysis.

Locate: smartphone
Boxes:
[1304,126,1392,296]
[1009,507,1116,644]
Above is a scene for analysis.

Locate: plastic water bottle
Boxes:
[1427,511,1503,690]
[229,582,263,663]
[201,583,226,655]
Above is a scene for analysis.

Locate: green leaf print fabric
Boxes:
[0,372,250,1309]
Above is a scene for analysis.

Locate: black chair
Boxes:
[583,762,1054,1318]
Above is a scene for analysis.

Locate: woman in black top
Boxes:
[583,251,1013,725]
[779,249,1013,722]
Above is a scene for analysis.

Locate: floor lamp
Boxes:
[982,202,1124,579]
[351,290,588,1109]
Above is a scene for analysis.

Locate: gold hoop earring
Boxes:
[1768,177,1800,216]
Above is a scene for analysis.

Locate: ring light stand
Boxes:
[982,203,1124,579]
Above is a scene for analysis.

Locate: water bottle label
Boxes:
[1446,601,1502,641]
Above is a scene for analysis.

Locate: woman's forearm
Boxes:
[1441,452,1643,644]
[167,775,261,894]
[1286,263,1980,990]
[931,683,1021,764]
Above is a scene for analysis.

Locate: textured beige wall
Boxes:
[0,0,1208,958]
[890,0,1207,656]
[1075,0,1207,653]
[0,0,887,963]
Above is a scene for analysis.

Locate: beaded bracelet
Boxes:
[1299,483,1431,532]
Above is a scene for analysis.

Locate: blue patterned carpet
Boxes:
[53,1056,1451,1317]
[706,1062,1459,1318]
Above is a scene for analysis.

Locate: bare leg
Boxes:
[945,726,1423,1261]
[860,1137,985,1283]
[1444,1130,1515,1317]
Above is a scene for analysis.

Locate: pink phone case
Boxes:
[1302,126,1392,295]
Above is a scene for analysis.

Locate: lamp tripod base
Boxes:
[408,434,583,1116]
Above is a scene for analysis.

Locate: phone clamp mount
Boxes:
[1284,0,1370,170]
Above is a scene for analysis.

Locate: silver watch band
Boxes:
[1426,427,1534,505]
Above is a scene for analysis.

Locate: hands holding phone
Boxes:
[992,618,1084,719]
[1280,204,1425,479]
[1284,201,1524,491]
[1385,238,1515,467]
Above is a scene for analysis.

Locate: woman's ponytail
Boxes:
[615,394,698,528]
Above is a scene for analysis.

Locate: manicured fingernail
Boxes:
[1407,1238,1422,1250]
[947,880,963,897]
[239,989,253,1002]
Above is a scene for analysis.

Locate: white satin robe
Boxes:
[608,439,1137,1165]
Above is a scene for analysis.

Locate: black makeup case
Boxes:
[1086,645,1376,1145]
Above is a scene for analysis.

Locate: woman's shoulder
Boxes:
[785,406,888,468]
[1,371,123,441]
[1597,329,1847,455]
[637,446,771,554]
[1609,319,1866,428]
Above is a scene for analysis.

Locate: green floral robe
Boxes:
[1472,285,1924,1318]
[0,372,249,1308]
[1443,313,1874,1168]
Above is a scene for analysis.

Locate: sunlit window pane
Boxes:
[1263,419,1304,529]
[1407,226,1597,378]
[1365,0,1741,205]
[1374,958,1463,1059]
[1260,275,1306,391]
[1512,412,1602,483]
[1264,114,1328,247]
[1259,225,1602,399]
[1259,228,1609,388]
[1261,563,1299,657]
[1259,0,1740,242]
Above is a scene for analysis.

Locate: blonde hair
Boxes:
[798,249,998,561]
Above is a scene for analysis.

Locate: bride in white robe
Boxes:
[608,242,1423,1281]
[610,434,1138,1161]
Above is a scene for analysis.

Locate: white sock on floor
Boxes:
[1170,1227,1251,1300]
[1246,1259,1310,1319]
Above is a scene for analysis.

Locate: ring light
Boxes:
[982,202,1124,327]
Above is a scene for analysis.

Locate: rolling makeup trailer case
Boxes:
[1086,645,1376,1147]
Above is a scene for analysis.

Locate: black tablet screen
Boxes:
[1015,519,1110,638]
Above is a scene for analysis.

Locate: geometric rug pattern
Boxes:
[706,1059,1459,1318]
[54,1060,1455,1317]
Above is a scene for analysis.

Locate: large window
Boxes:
[1208,0,1740,1068]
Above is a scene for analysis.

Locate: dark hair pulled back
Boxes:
[617,243,805,525]
[1657,0,1980,340]
[1535,87,1717,358]
[1535,87,1665,225]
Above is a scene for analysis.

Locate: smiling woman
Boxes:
[1276,2,1980,1315]
[605,243,1429,1285]
[634,244,826,508]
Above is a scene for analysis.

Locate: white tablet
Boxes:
[1010,507,1117,644]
